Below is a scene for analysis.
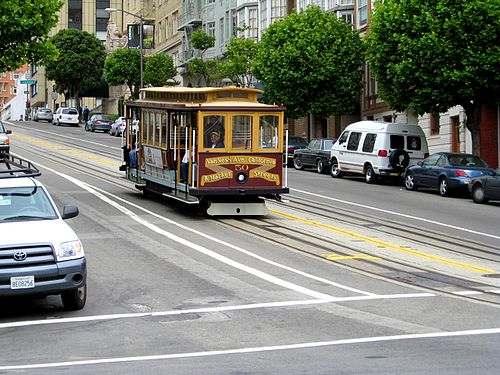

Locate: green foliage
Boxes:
[366,0,500,154]
[104,48,141,99]
[224,37,259,87]
[46,29,105,113]
[186,58,224,87]
[186,29,218,86]
[191,30,215,56]
[0,0,63,72]
[253,6,364,119]
[144,53,178,87]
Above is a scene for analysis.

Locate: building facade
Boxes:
[0,65,29,121]
[29,0,124,113]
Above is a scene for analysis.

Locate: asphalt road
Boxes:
[1,120,499,374]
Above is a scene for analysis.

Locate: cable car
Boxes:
[120,86,289,216]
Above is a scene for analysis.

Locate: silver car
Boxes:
[34,108,53,122]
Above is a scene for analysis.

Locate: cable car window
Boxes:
[232,115,252,149]
[141,112,148,143]
[155,112,161,146]
[259,115,279,149]
[161,113,168,147]
[204,115,225,149]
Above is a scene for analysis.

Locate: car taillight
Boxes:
[378,150,388,157]
[455,170,469,177]
[424,152,429,158]
[287,148,295,153]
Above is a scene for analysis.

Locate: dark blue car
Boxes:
[469,168,500,204]
[404,152,493,197]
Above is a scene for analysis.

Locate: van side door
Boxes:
[345,131,362,172]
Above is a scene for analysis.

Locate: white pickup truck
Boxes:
[0,155,86,310]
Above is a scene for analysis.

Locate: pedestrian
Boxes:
[83,105,90,123]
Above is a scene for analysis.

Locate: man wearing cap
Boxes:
[209,131,224,148]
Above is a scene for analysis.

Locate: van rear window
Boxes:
[390,135,404,149]
[407,136,422,150]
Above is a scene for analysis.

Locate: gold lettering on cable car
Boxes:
[201,155,281,186]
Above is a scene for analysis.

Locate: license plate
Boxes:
[10,276,35,289]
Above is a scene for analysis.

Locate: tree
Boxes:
[366,0,500,156]
[191,30,216,59]
[223,36,259,87]
[186,30,217,86]
[104,48,141,99]
[144,53,178,87]
[46,29,105,115]
[253,5,364,119]
[0,0,63,72]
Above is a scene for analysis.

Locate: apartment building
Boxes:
[0,65,29,121]
[29,0,124,112]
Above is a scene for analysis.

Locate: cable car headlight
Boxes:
[236,171,248,184]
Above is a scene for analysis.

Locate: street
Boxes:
[1,120,499,374]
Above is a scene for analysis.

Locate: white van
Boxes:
[329,121,429,183]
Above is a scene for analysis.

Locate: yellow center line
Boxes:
[270,209,495,274]
[12,133,121,167]
[324,254,380,261]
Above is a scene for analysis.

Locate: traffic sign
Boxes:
[20,79,36,84]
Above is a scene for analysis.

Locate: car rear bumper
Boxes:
[93,125,112,131]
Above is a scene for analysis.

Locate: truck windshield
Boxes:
[0,187,58,221]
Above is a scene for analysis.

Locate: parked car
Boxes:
[0,120,12,158]
[0,155,87,310]
[404,152,493,197]
[284,136,308,166]
[110,116,126,136]
[469,168,500,204]
[293,138,336,173]
[52,107,79,127]
[86,114,114,133]
[330,121,429,183]
[34,108,53,122]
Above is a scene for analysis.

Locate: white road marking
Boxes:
[23,155,375,297]
[291,188,500,240]
[0,293,434,330]
[1,327,498,370]
[29,161,331,300]
[453,290,483,295]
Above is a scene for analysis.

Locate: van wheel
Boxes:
[330,159,343,178]
[293,157,304,170]
[61,284,86,311]
[316,160,324,174]
[389,149,410,170]
[365,165,377,184]
[439,177,449,197]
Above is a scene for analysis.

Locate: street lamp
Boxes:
[105,7,144,91]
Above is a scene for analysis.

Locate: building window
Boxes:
[248,8,258,39]
[172,11,178,34]
[358,0,368,27]
[430,113,440,135]
[271,0,286,23]
[260,0,267,32]
[68,0,82,30]
[206,22,215,38]
[340,11,353,25]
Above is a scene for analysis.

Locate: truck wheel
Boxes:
[61,284,87,310]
